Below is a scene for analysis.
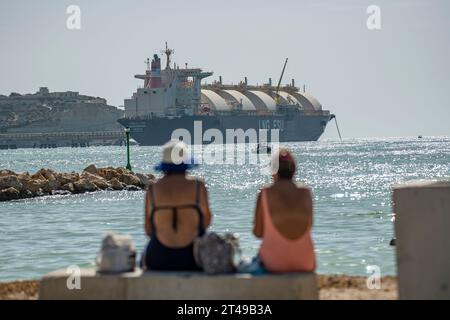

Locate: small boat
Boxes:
[418,135,423,139]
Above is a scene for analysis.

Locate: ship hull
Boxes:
[118,114,331,146]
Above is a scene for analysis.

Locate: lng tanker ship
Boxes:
[118,43,334,145]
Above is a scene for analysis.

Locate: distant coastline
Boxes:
[0,87,124,148]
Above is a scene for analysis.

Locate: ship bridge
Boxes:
[177,69,213,79]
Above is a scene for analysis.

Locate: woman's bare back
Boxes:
[259,181,313,240]
[145,174,211,248]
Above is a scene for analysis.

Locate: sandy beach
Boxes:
[0,275,397,300]
[317,275,397,300]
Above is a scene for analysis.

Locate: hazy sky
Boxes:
[1,0,449,138]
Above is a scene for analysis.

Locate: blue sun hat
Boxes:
[154,140,198,172]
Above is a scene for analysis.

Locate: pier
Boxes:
[0,131,125,149]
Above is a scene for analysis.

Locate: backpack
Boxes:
[193,232,241,274]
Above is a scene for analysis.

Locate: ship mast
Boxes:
[161,42,175,70]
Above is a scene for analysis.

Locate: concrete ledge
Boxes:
[39,268,318,300]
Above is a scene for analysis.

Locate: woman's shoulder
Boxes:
[260,183,272,191]
[258,184,272,197]
[269,181,312,196]
[294,182,311,190]
[146,179,157,189]
[294,182,312,199]
[185,175,207,188]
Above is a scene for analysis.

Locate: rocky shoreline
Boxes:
[0,165,155,201]
[0,275,398,300]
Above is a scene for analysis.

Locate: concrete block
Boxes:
[126,272,318,300]
[393,180,450,299]
[39,268,318,300]
[39,269,140,300]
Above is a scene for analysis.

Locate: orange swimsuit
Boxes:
[259,189,316,273]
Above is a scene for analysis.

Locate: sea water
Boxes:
[0,137,449,281]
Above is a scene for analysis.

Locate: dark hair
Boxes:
[276,149,296,179]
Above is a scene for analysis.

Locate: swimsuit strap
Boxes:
[171,207,177,232]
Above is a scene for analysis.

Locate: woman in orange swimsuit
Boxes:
[253,148,316,273]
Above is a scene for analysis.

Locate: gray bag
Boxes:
[96,232,136,273]
[193,232,241,274]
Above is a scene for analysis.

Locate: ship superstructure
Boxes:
[124,43,212,118]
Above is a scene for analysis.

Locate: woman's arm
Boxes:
[253,191,263,238]
[144,188,153,237]
[200,182,212,227]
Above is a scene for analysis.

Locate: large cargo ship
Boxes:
[118,44,334,145]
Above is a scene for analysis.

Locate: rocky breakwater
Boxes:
[0,165,155,201]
